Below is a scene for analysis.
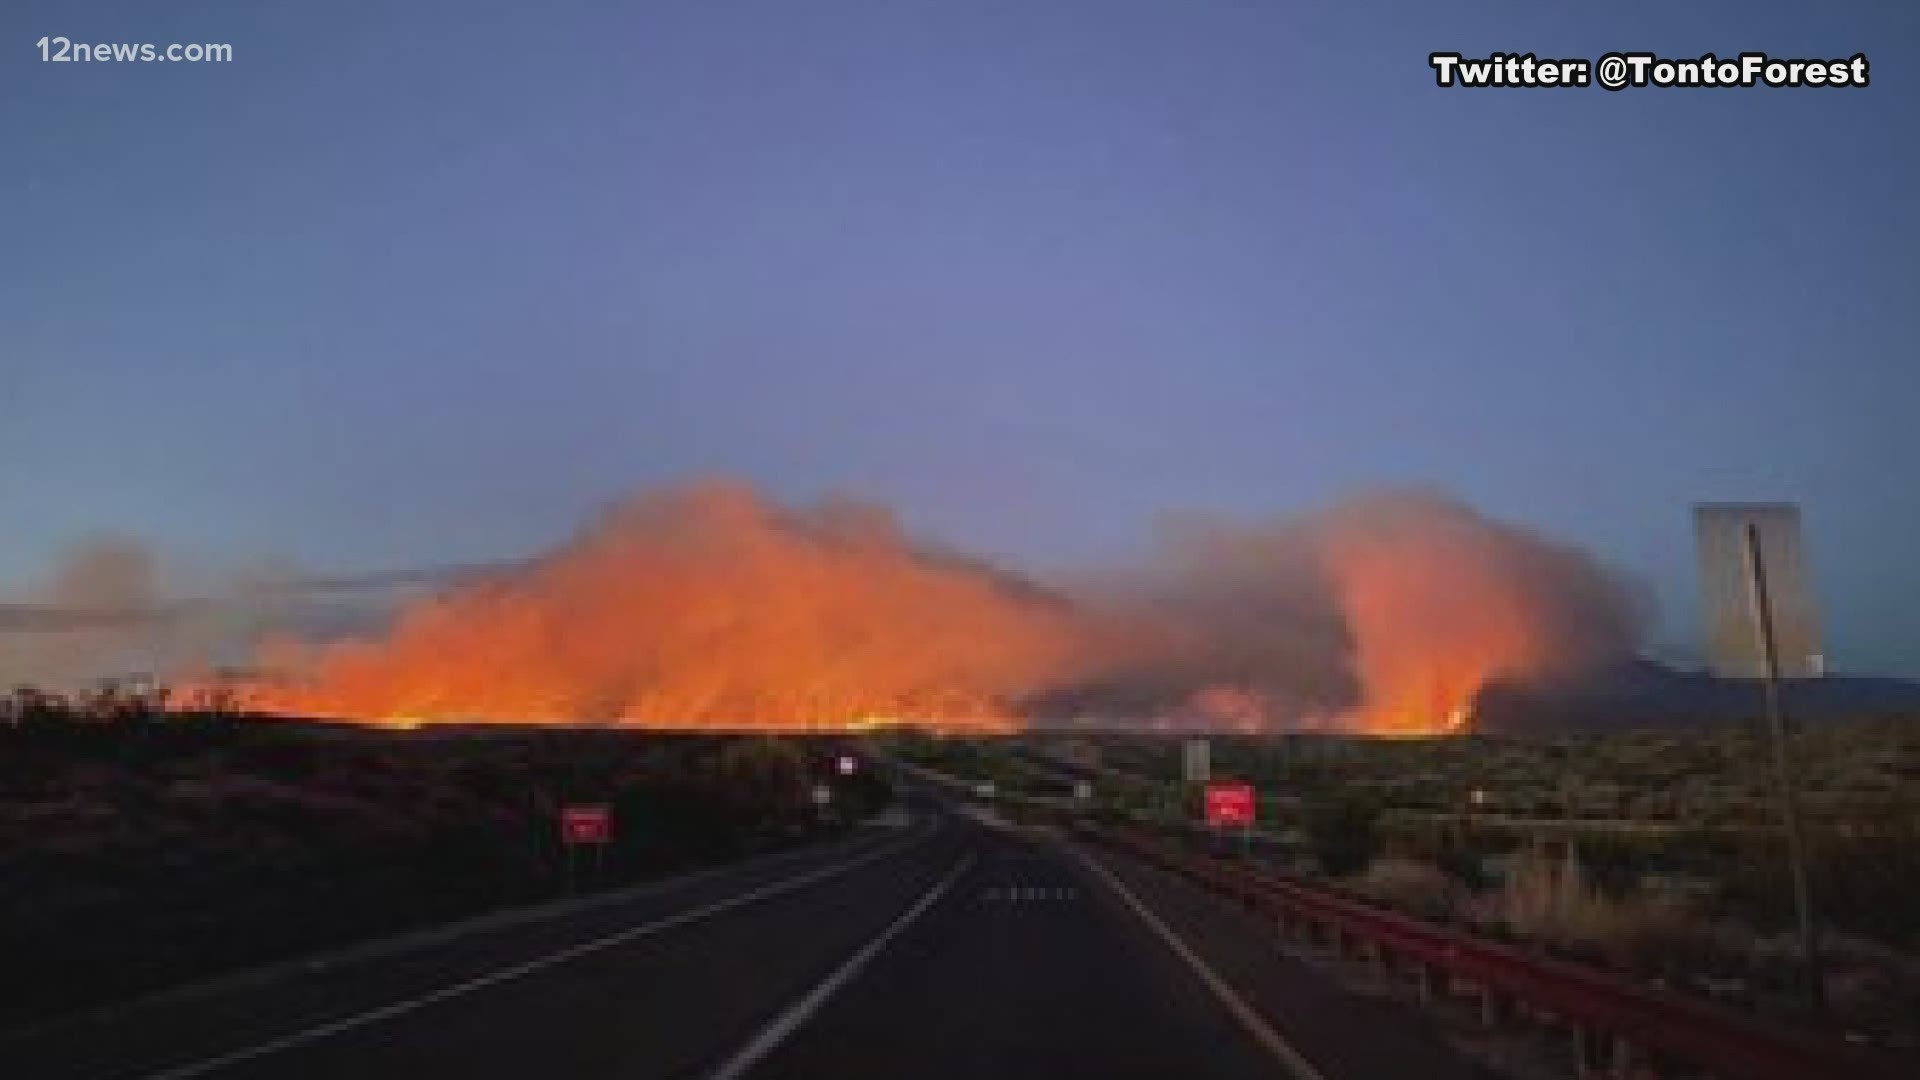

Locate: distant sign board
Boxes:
[1204,783,1256,829]
[1693,503,1824,679]
[1183,738,1210,785]
[560,804,613,845]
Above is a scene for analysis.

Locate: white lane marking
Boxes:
[705,853,975,1080]
[138,825,937,1080]
[1070,846,1327,1080]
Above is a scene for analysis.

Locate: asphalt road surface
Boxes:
[3,794,1492,1080]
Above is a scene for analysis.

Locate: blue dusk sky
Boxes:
[3,2,1917,673]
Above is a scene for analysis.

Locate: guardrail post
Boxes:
[1608,1034,1635,1078]
[1479,985,1508,1029]
[1364,939,1385,972]
[1415,961,1440,1005]
[1571,1023,1606,1079]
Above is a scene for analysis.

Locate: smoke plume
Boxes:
[195,481,1646,734]
[0,537,164,692]
[0,540,398,696]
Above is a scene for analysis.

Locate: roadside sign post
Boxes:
[1695,503,1825,1011]
[560,804,613,895]
[1741,521,1824,1011]
[1183,739,1211,786]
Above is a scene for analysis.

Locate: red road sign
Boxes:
[1204,783,1256,829]
[560,804,613,845]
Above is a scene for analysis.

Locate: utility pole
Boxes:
[1741,521,1824,1012]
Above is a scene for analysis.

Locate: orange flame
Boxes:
[1314,492,1639,735]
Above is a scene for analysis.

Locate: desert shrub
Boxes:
[0,724,891,1025]
[1480,844,1730,977]
[1346,856,1463,919]
[716,737,808,814]
[1819,932,1920,1039]
[1301,791,1381,876]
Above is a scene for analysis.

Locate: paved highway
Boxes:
[3,793,1492,1079]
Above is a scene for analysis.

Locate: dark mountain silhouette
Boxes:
[1472,659,1920,732]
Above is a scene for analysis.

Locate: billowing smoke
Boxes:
[1049,491,1647,733]
[0,537,165,692]
[1034,514,1361,728]
[0,540,396,697]
[225,483,1087,728]
[1311,492,1649,731]
[190,481,1646,734]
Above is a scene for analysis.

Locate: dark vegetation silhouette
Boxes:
[0,696,889,1026]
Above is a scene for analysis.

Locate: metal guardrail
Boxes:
[1088,825,1904,1080]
